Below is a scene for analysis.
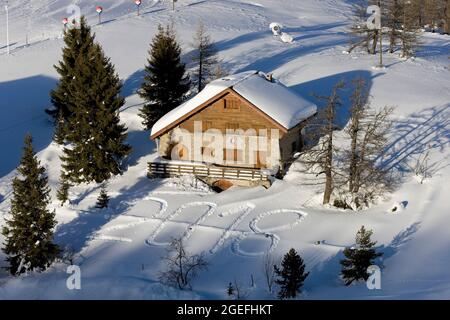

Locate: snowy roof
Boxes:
[150,70,317,138]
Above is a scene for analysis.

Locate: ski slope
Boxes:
[0,0,449,299]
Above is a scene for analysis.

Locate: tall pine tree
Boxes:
[274,248,309,299]
[49,16,96,142]
[139,25,190,130]
[2,135,60,275]
[60,18,132,184]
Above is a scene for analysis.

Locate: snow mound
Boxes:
[280,32,294,43]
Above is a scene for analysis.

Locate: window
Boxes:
[170,145,188,160]
[224,99,240,110]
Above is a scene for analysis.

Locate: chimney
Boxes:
[266,73,274,82]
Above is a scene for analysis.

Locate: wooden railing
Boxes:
[148,162,269,181]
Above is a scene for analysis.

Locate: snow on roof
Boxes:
[233,72,317,129]
[150,70,317,137]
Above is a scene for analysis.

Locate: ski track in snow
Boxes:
[249,209,308,233]
[92,196,167,242]
[232,208,307,256]
[94,235,133,243]
[210,203,255,254]
[93,195,306,256]
[145,201,217,246]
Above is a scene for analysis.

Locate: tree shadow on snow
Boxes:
[234,35,349,75]
[123,130,156,168]
[57,131,157,251]
[0,75,56,178]
[378,222,422,262]
[285,22,348,34]
[290,70,379,128]
[122,69,146,98]
[215,30,268,52]
[304,249,346,292]
[55,175,162,254]
[377,104,450,173]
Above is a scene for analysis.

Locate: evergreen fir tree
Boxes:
[340,226,383,285]
[49,16,96,142]
[274,248,309,299]
[1,134,60,275]
[95,185,110,209]
[139,24,190,130]
[52,111,66,144]
[192,22,219,92]
[60,18,132,184]
[56,174,71,206]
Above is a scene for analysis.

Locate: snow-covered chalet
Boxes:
[149,71,317,184]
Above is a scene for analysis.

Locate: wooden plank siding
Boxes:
[177,90,285,134]
[156,89,288,169]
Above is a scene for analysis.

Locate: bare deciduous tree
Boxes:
[262,252,277,293]
[349,0,423,57]
[231,278,249,300]
[445,0,450,34]
[409,150,432,183]
[299,81,345,204]
[385,0,403,53]
[400,0,421,58]
[191,22,219,92]
[348,0,381,54]
[347,78,370,194]
[213,64,228,80]
[159,238,209,290]
[343,80,394,208]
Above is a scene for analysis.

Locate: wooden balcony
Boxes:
[148,162,270,181]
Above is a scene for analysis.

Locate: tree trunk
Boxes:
[323,105,334,205]
[354,131,368,194]
[198,57,203,92]
[389,28,396,53]
[349,129,358,193]
[371,30,378,55]
[445,0,450,34]
[323,168,333,204]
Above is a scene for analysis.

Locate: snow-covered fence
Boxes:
[148,162,269,181]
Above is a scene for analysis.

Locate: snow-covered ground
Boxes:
[0,0,449,299]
